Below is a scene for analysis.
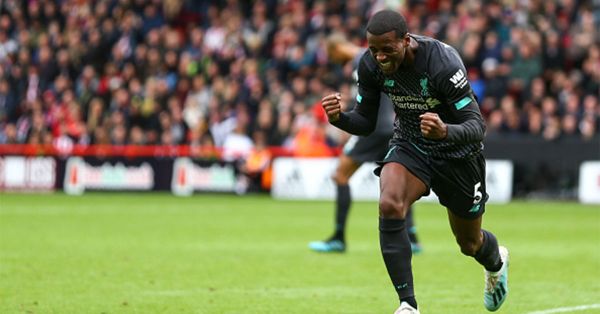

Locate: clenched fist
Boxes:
[321,93,343,122]
[420,112,448,140]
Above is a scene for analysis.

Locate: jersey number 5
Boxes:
[473,182,483,204]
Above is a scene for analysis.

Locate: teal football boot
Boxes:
[484,246,509,311]
[308,239,345,253]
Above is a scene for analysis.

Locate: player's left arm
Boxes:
[420,48,485,142]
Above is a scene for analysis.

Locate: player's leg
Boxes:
[405,206,422,254]
[309,154,361,252]
[331,154,361,242]
[446,211,498,268]
[379,162,427,310]
[434,154,508,311]
[447,210,509,311]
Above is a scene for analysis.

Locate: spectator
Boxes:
[0,122,17,144]
[239,130,273,193]
[0,0,597,151]
[221,107,253,163]
[129,125,145,146]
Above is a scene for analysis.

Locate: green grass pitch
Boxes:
[1,193,599,313]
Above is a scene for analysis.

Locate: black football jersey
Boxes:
[336,35,486,160]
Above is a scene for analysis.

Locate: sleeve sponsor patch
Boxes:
[449,69,468,89]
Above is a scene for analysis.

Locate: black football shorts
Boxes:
[374,139,488,219]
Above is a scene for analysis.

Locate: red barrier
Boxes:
[0,144,337,158]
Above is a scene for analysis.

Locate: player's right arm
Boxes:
[322,56,381,136]
[425,43,485,143]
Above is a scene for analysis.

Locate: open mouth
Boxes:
[379,61,393,72]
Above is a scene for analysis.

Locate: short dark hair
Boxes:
[366,9,408,38]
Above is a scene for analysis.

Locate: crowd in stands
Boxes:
[0,0,598,161]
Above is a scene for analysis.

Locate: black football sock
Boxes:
[405,206,419,244]
[408,227,419,244]
[402,296,418,309]
[474,229,502,272]
[379,218,416,309]
[332,184,351,241]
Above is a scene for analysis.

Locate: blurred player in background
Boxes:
[309,35,422,254]
[321,10,509,314]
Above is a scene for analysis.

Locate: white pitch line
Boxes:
[526,304,600,314]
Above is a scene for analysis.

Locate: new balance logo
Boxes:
[469,204,481,213]
[449,69,468,89]
[396,283,408,290]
